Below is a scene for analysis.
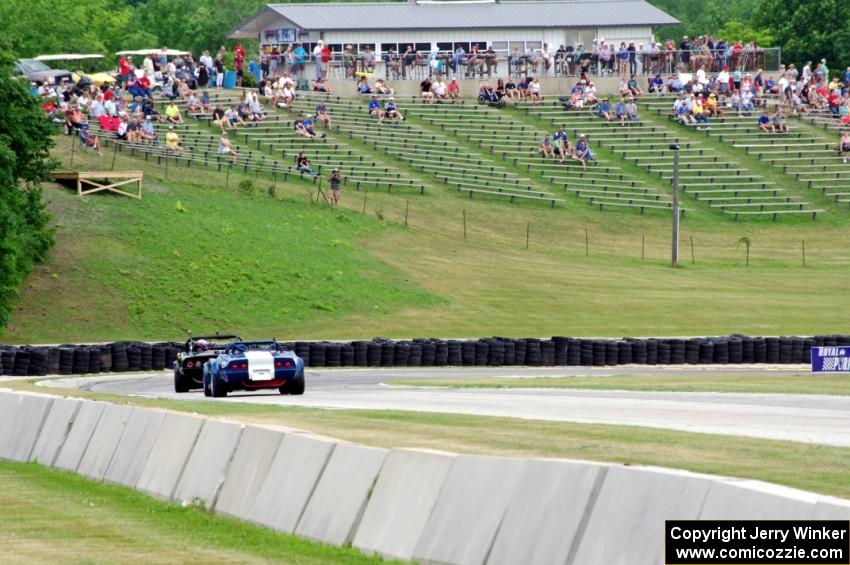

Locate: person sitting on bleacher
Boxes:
[356,76,372,95]
[293,114,316,138]
[517,77,531,100]
[572,135,593,170]
[674,96,694,124]
[79,124,102,156]
[838,132,850,163]
[368,95,384,121]
[420,77,435,103]
[165,101,183,125]
[626,74,643,98]
[199,91,212,113]
[313,78,333,94]
[140,115,157,142]
[772,109,789,134]
[127,116,143,144]
[187,92,202,113]
[218,131,238,163]
[303,114,325,138]
[553,127,572,162]
[447,78,460,104]
[740,89,755,114]
[165,126,182,155]
[375,79,394,96]
[667,74,683,94]
[596,98,613,121]
[529,77,543,102]
[625,98,639,123]
[649,74,664,96]
[224,105,245,128]
[212,106,228,131]
[383,97,403,124]
[316,101,332,129]
[615,98,627,125]
[692,97,709,128]
[504,78,518,101]
[432,76,448,101]
[539,136,555,159]
[249,94,266,122]
[705,92,723,117]
[584,81,598,107]
[116,114,130,141]
[296,151,319,176]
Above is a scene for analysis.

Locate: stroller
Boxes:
[478,85,505,107]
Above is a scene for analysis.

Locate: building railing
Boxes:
[262,47,782,82]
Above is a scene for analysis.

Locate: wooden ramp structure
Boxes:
[52,170,143,199]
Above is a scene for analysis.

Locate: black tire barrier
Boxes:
[0,335,845,377]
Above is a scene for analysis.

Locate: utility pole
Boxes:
[670,144,681,268]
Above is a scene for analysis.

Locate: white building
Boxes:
[229,0,678,72]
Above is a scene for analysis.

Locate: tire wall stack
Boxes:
[0,335,842,375]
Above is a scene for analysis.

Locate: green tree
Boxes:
[755,0,850,67]
[0,42,55,326]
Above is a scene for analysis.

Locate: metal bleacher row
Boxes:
[641,96,829,220]
[71,88,848,221]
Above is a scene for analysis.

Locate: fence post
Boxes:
[690,234,695,264]
[404,200,410,227]
[641,233,645,260]
[362,187,368,214]
[463,209,467,240]
[69,134,75,166]
[111,141,118,170]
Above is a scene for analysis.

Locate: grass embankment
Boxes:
[8,378,850,500]
[5,109,850,342]
[0,460,392,564]
[388,373,850,395]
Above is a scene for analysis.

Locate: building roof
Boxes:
[229,1,679,38]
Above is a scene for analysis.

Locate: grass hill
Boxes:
[3,94,850,343]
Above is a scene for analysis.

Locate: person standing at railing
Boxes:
[542,43,553,77]
[628,42,637,75]
[313,41,325,80]
[361,46,376,73]
[617,43,629,76]
[343,45,356,79]
[451,46,466,78]
[402,45,416,79]
[678,36,690,71]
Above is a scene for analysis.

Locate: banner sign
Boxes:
[263,28,297,43]
[811,346,850,372]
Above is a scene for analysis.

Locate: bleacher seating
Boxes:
[641,96,825,220]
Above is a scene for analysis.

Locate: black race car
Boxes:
[173,334,241,392]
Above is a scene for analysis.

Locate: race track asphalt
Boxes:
[36,365,850,448]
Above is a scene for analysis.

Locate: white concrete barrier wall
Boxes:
[53,401,106,472]
[213,426,284,521]
[295,443,386,546]
[172,419,243,509]
[30,397,81,466]
[104,408,167,487]
[487,459,606,565]
[3,390,850,565]
[0,394,53,462]
[248,433,336,532]
[413,454,527,565]
[136,412,205,500]
[77,404,133,481]
[354,448,456,561]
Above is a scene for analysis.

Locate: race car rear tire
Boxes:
[174,368,190,393]
[203,374,211,397]
[210,374,227,398]
[280,378,305,396]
